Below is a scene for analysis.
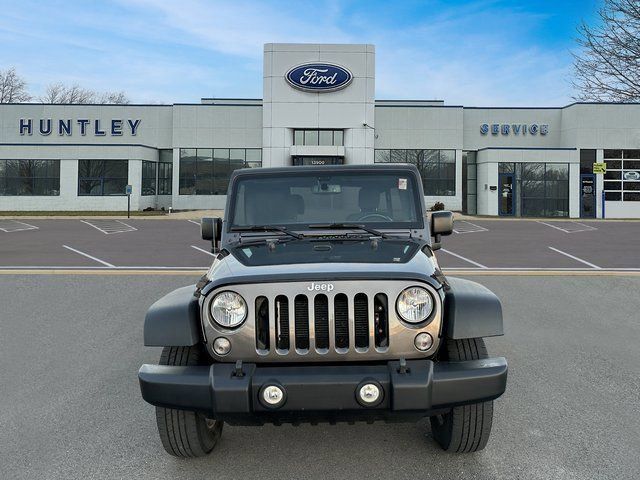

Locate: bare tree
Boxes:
[0,67,32,103]
[96,90,130,104]
[572,0,640,102]
[40,82,131,104]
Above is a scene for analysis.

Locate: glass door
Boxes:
[580,174,596,218]
[498,173,515,216]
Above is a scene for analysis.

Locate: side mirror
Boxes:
[430,211,454,251]
[201,217,222,253]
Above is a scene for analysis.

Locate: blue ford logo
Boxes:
[285,63,353,92]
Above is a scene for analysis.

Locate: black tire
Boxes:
[430,338,494,453]
[155,346,223,458]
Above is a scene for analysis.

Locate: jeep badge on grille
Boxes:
[307,282,334,292]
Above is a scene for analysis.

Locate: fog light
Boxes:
[213,337,231,355]
[261,385,285,407]
[414,332,433,351]
[358,382,381,406]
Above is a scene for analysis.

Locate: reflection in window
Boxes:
[179,148,262,195]
[375,149,456,196]
[0,159,60,196]
[158,150,173,195]
[499,162,569,217]
[141,161,157,196]
[78,160,128,196]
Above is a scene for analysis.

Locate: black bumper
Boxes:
[138,358,507,424]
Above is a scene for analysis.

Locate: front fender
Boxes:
[144,285,202,346]
[443,277,503,339]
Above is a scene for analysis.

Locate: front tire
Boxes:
[430,338,494,453]
[155,346,223,457]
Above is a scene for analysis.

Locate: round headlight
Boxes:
[397,287,434,323]
[210,291,247,328]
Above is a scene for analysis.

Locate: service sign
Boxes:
[285,63,353,92]
[593,162,607,174]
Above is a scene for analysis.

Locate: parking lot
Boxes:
[1,218,639,479]
[1,274,638,480]
[0,217,639,272]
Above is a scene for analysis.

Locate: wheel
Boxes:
[154,346,223,457]
[430,338,494,453]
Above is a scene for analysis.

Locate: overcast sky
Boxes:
[0,0,600,106]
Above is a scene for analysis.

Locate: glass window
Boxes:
[605,191,622,201]
[304,130,319,146]
[605,160,622,170]
[379,149,456,196]
[390,150,406,163]
[245,149,262,169]
[319,130,333,146]
[179,148,196,195]
[499,163,515,173]
[141,161,157,196]
[158,162,172,195]
[518,163,569,217]
[603,150,640,201]
[78,160,128,196]
[579,149,596,175]
[0,159,60,196]
[179,148,262,195]
[293,129,344,146]
[374,150,390,163]
[624,192,640,201]
[213,149,229,195]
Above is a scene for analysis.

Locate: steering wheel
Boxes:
[358,213,393,222]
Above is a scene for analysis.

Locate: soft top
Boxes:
[229,163,421,180]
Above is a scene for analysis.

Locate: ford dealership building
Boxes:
[1,43,640,218]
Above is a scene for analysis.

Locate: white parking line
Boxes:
[191,245,215,256]
[453,221,488,234]
[80,219,137,234]
[548,246,601,269]
[188,219,201,226]
[537,221,597,233]
[62,245,116,268]
[440,248,488,269]
[0,220,39,233]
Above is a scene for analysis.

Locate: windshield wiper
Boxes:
[307,223,388,239]
[230,225,304,240]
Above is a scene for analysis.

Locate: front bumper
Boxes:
[138,358,507,425]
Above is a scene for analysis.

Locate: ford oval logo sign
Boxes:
[285,63,353,92]
[623,171,640,181]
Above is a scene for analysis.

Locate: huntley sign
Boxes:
[19,118,142,136]
[285,63,353,92]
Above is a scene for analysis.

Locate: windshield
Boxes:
[229,171,423,229]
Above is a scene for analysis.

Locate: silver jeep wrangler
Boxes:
[139,164,507,457]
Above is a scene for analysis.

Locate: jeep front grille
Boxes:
[202,280,442,363]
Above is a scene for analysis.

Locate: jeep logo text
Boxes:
[307,282,334,292]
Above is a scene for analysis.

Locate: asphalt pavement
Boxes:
[2,274,638,480]
[1,218,640,272]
